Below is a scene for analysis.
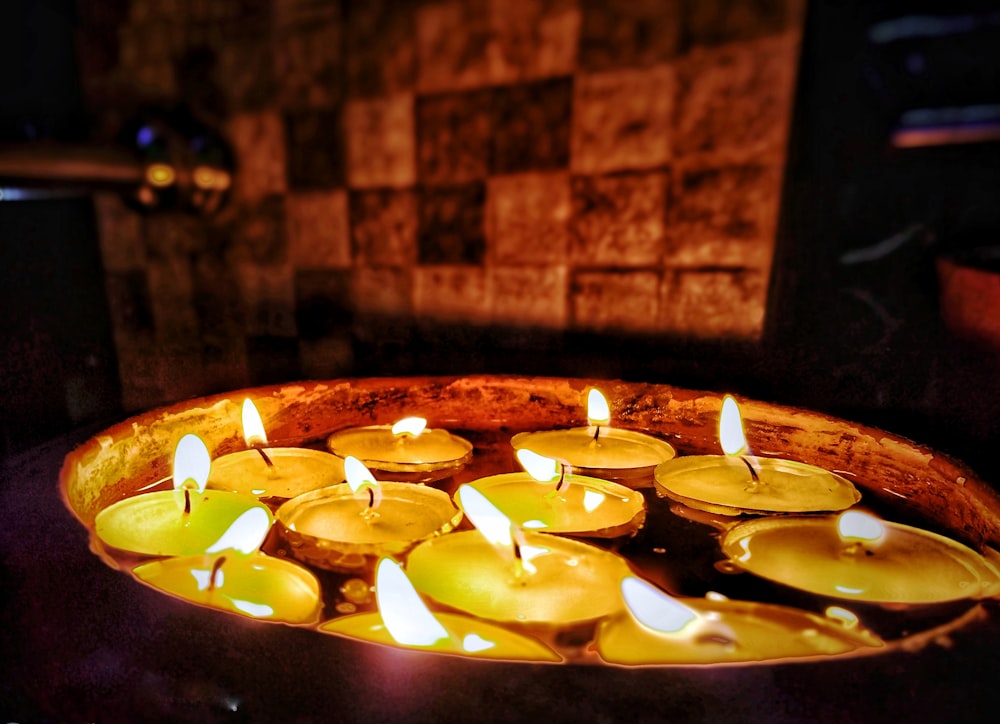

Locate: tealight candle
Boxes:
[133,507,321,624]
[720,510,1000,604]
[95,434,272,557]
[207,399,345,500]
[595,576,882,665]
[321,558,561,661]
[326,416,473,482]
[275,457,463,571]
[654,395,860,515]
[405,485,632,625]
[456,449,646,538]
[510,388,676,485]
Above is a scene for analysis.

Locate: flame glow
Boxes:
[622,576,698,633]
[461,633,496,652]
[173,434,211,493]
[516,449,560,482]
[391,417,427,437]
[837,511,886,543]
[457,485,514,549]
[206,507,271,554]
[583,489,606,512]
[719,396,748,456]
[376,559,449,646]
[587,388,611,426]
[241,398,268,447]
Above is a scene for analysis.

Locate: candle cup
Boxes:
[653,455,861,516]
[275,482,463,572]
[208,447,345,502]
[460,472,646,539]
[327,425,473,482]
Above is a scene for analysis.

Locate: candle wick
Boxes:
[183,487,191,516]
[254,445,274,468]
[556,464,570,494]
[209,556,226,592]
[740,456,760,484]
[367,487,375,509]
[593,425,600,442]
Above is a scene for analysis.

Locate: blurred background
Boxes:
[3,0,1000,481]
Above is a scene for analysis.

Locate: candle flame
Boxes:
[516,449,560,482]
[621,576,698,633]
[206,507,272,554]
[457,485,513,548]
[837,511,886,543]
[583,489,606,512]
[391,416,427,437]
[586,388,611,426]
[461,633,496,653]
[719,395,748,456]
[241,398,268,447]
[376,559,449,646]
[173,434,211,493]
[345,455,383,508]
[825,606,860,628]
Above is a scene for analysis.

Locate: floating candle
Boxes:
[326,416,473,482]
[456,449,646,538]
[595,577,882,665]
[654,395,860,515]
[95,434,272,557]
[208,399,344,500]
[275,456,463,571]
[405,485,631,625]
[720,511,1000,604]
[510,388,675,485]
[321,558,561,661]
[133,507,321,624]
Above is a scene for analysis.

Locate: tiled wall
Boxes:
[77,0,803,412]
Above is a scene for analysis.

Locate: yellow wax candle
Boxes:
[595,577,882,665]
[653,395,860,515]
[326,417,473,482]
[510,388,675,484]
[720,511,1000,604]
[95,434,271,557]
[320,559,560,662]
[276,457,463,571]
[133,508,321,624]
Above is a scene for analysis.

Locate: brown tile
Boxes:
[246,335,301,386]
[114,344,165,413]
[492,266,569,328]
[569,172,668,266]
[153,341,209,403]
[93,193,145,272]
[295,270,353,340]
[226,111,288,202]
[675,34,799,159]
[487,172,570,264]
[285,108,345,189]
[344,95,417,188]
[350,189,419,266]
[419,183,486,264]
[351,266,413,317]
[346,0,418,98]
[571,65,675,174]
[105,271,154,336]
[579,0,681,71]
[201,335,250,393]
[684,0,797,48]
[237,263,297,337]
[130,62,177,98]
[144,213,206,262]
[286,190,351,269]
[273,20,344,109]
[413,266,492,322]
[216,40,275,112]
[492,77,572,174]
[416,0,493,93]
[659,269,767,339]
[229,195,288,265]
[299,336,355,380]
[570,270,662,333]
[147,258,199,341]
[193,257,245,339]
[487,0,580,84]
[416,90,494,186]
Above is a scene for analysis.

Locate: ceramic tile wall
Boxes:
[76,0,803,411]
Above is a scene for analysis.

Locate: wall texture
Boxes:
[75,0,803,412]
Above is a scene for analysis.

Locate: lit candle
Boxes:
[275,456,463,572]
[207,399,345,500]
[653,395,860,515]
[95,434,272,557]
[133,506,321,624]
[455,449,646,538]
[595,576,882,665]
[510,388,676,485]
[405,485,632,625]
[320,558,561,661]
[719,510,1000,604]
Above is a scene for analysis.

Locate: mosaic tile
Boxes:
[487,0,580,84]
[143,213,206,262]
[344,95,417,188]
[201,334,249,393]
[571,65,675,174]
[299,335,355,380]
[216,40,276,112]
[570,270,662,333]
[416,0,493,92]
[675,34,798,158]
[226,111,288,202]
[246,335,301,386]
[113,344,165,413]
[349,189,419,266]
[492,77,572,174]
[237,263,297,337]
[286,190,351,269]
[569,171,668,266]
[418,183,486,264]
[660,269,767,339]
[413,266,492,322]
[229,194,288,266]
[491,265,569,328]
[346,0,418,97]
[192,257,245,339]
[416,90,494,186]
[285,108,346,189]
[147,258,199,340]
[579,0,681,71]
[294,269,353,340]
[487,172,570,264]
[684,0,797,48]
[93,193,145,272]
[351,266,414,317]
[104,271,154,336]
[274,23,344,109]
